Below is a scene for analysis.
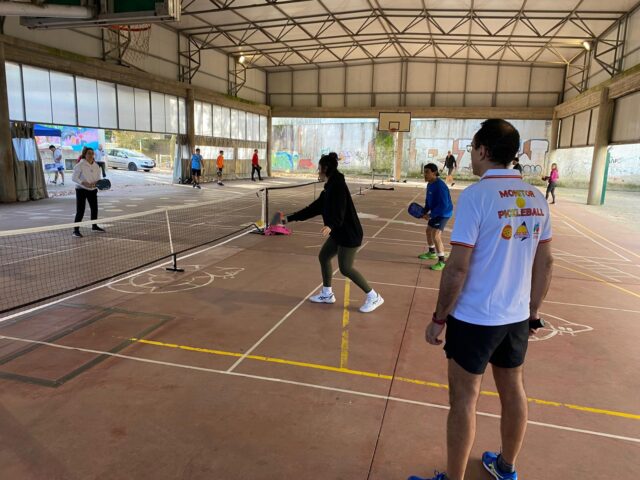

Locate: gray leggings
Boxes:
[319,237,371,293]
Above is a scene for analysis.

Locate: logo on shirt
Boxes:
[501,225,513,240]
[533,222,540,238]
[514,222,530,241]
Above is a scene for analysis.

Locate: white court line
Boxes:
[0,229,254,324]
[372,191,422,238]
[553,249,640,281]
[333,279,640,313]
[0,334,637,444]
[228,236,374,372]
[562,221,630,262]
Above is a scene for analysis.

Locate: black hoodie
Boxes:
[287,172,363,247]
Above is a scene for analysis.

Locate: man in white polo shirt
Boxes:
[409,120,553,480]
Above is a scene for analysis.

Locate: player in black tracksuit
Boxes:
[285,152,384,313]
[444,151,457,186]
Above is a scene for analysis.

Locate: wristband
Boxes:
[432,312,447,325]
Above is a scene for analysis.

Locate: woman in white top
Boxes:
[71,147,104,238]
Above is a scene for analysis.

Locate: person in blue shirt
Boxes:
[418,163,454,271]
[191,148,203,189]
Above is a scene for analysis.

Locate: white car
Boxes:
[107,148,156,172]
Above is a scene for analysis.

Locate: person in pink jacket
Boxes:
[543,163,559,204]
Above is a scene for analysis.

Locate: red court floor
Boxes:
[1,183,639,479]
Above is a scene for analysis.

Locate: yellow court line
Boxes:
[340,280,350,369]
[130,337,640,421]
[555,262,640,300]
[553,210,640,260]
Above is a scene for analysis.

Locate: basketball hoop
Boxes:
[104,24,151,66]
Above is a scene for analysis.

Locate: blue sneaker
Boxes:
[408,472,447,480]
[482,451,518,479]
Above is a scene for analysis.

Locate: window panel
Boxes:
[221,107,230,138]
[230,109,238,139]
[117,85,135,130]
[22,65,52,123]
[151,91,166,133]
[134,88,151,131]
[212,105,222,137]
[5,62,24,121]
[97,81,117,128]
[49,71,76,125]
[260,115,268,142]
[237,110,246,140]
[178,97,186,134]
[202,102,212,137]
[194,101,203,136]
[166,95,178,134]
[76,77,99,127]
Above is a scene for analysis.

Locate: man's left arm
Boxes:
[426,245,472,345]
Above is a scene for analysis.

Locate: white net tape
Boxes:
[105,24,151,66]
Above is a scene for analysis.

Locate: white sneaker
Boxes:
[309,292,336,304]
[359,294,384,313]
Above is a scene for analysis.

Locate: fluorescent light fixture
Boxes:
[583,41,591,51]
[238,55,246,64]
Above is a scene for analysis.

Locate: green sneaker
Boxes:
[418,252,438,260]
[430,261,446,271]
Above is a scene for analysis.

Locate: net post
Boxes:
[164,210,184,272]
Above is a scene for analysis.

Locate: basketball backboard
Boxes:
[21,0,180,29]
[378,112,411,132]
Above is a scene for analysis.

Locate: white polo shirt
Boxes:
[450,169,552,326]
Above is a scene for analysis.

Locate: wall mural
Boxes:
[271,118,551,177]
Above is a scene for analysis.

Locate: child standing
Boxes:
[418,163,454,271]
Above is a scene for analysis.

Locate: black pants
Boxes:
[74,188,98,230]
[251,165,262,180]
[545,181,557,202]
[96,161,106,178]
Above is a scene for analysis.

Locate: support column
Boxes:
[0,42,17,203]
[587,88,614,205]
[393,131,403,181]
[266,115,272,178]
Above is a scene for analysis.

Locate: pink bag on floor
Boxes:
[264,224,291,236]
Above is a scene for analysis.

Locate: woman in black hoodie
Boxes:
[285,153,384,313]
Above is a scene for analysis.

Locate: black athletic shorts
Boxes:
[217,167,223,175]
[444,316,529,375]
[427,216,450,231]
[191,168,201,176]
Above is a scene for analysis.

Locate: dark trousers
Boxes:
[74,188,98,230]
[251,165,262,180]
[545,181,557,202]
[96,161,106,178]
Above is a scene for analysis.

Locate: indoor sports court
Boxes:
[0,1,639,480]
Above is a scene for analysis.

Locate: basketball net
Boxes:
[104,24,151,66]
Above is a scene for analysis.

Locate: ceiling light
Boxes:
[582,41,591,51]
[239,55,246,64]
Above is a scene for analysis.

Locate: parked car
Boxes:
[107,148,156,172]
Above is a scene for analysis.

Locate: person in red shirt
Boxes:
[251,149,263,181]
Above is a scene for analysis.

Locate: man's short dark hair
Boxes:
[424,163,440,176]
[219,150,224,154]
[49,145,56,150]
[473,119,520,166]
[196,148,200,152]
